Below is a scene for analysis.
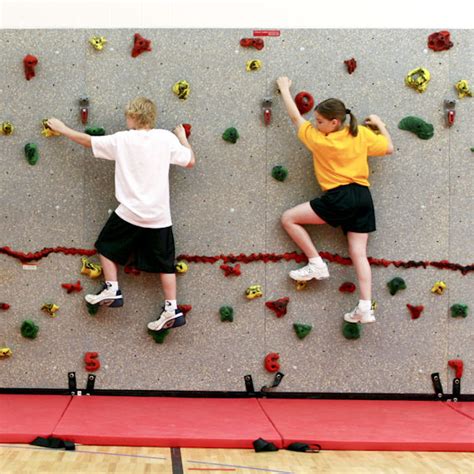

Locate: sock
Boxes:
[309,256,325,267]
[106,281,119,292]
[165,299,177,311]
[358,299,371,312]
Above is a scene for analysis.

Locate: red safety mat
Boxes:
[447,402,474,421]
[0,395,72,443]
[53,396,282,448]
[259,399,474,452]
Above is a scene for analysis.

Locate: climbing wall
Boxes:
[0,29,473,393]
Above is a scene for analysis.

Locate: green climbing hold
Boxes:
[470,147,474,152]
[86,302,99,316]
[85,127,106,136]
[272,165,288,182]
[222,127,239,144]
[450,303,468,318]
[219,306,234,322]
[387,277,406,296]
[342,321,361,340]
[148,328,171,344]
[21,320,39,339]
[24,143,39,165]
[398,116,434,140]
[293,323,312,339]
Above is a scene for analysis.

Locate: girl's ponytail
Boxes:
[347,110,358,137]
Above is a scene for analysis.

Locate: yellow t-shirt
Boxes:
[297,121,389,191]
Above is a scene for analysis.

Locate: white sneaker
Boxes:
[289,263,329,281]
[344,306,376,324]
[147,307,183,331]
[85,284,123,307]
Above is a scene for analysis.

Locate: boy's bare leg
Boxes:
[159,273,177,301]
[347,232,371,300]
[99,254,119,281]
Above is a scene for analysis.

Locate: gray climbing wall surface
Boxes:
[0,29,472,393]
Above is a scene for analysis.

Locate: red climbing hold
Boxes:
[178,304,192,316]
[220,263,241,277]
[295,92,315,115]
[264,352,280,373]
[61,281,82,293]
[344,58,357,74]
[183,123,192,138]
[124,265,141,276]
[407,304,424,320]
[265,297,290,318]
[84,352,101,372]
[240,38,264,50]
[428,31,453,52]
[339,282,356,293]
[131,33,152,58]
[1,303,10,310]
[23,54,38,81]
[448,359,464,379]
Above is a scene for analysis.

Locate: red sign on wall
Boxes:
[253,30,281,37]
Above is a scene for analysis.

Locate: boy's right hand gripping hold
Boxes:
[276,76,307,129]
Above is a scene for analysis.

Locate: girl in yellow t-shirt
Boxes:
[277,76,393,324]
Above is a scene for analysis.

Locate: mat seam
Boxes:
[444,402,474,422]
[256,398,285,448]
[50,396,75,437]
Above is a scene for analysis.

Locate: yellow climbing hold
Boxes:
[42,303,60,317]
[246,60,262,72]
[431,281,447,295]
[0,347,12,358]
[89,35,107,51]
[296,280,308,291]
[455,80,472,98]
[41,119,60,137]
[176,261,189,273]
[245,284,263,299]
[80,257,102,279]
[405,67,431,93]
[172,80,190,100]
[1,121,14,135]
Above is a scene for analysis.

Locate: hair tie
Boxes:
[345,108,351,114]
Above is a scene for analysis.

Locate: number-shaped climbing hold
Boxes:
[264,353,280,372]
[84,352,101,372]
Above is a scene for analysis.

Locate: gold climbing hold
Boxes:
[431,281,447,295]
[245,284,263,299]
[455,80,472,98]
[89,35,107,51]
[41,119,60,137]
[1,121,14,135]
[405,67,431,93]
[172,80,190,100]
[0,347,13,358]
[246,60,262,72]
[175,261,189,273]
[80,257,103,279]
[41,303,60,316]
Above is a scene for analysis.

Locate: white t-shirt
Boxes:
[91,129,191,228]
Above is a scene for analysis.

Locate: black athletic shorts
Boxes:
[309,183,376,234]
[95,212,176,273]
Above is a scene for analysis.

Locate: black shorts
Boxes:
[309,183,376,234]
[95,212,176,273]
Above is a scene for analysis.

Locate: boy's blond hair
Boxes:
[125,97,157,128]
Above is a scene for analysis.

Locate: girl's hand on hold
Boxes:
[47,118,67,134]
[277,76,292,92]
[364,114,385,130]
[173,124,187,141]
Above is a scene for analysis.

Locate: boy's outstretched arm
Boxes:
[47,118,92,148]
[364,115,394,154]
[276,76,306,129]
[174,125,195,168]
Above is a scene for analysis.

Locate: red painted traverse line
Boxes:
[1,246,473,275]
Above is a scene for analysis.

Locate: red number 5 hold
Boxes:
[84,352,101,372]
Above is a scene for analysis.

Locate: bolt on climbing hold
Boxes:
[24,143,39,165]
[387,277,406,295]
[246,59,262,71]
[131,33,151,57]
[175,261,188,273]
[173,80,190,100]
[264,353,280,372]
[398,116,434,140]
[182,123,192,138]
[89,35,107,51]
[41,303,60,317]
[407,304,424,320]
[79,96,89,125]
[344,57,357,74]
[222,127,239,144]
[293,323,312,340]
[295,91,315,114]
[262,97,272,126]
[0,347,13,358]
[85,127,105,136]
[444,99,456,127]
[245,285,263,299]
[455,79,472,98]
[23,54,38,81]
[240,38,264,50]
[1,121,14,135]
[80,257,102,279]
[265,297,289,318]
[41,119,60,137]
[427,31,453,51]
[450,303,468,318]
[21,320,39,339]
[405,67,431,93]
[219,306,234,322]
[342,321,361,340]
[271,165,288,182]
[84,352,101,372]
[431,281,447,295]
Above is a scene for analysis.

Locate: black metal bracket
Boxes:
[85,374,96,396]
[68,372,77,396]
[451,378,461,402]
[431,372,444,400]
[261,372,284,393]
[244,374,255,394]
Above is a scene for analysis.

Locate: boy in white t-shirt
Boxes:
[47,97,195,331]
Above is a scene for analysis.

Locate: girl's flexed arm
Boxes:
[277,77,307,129]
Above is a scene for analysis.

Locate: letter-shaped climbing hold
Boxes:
[450,303,468,318]
[246,60,262,71]
[84,352,101,372]
[79,96,89,125]
[1,303,11,310]
[271,165,288,182]
[219,306,234,322]
[89,35,107,51]
[431,281,447,295]
[41,303,59,317]
[444,99,456,127]
[23,54,38,81]
[1,121,14,135]
[220,263,241,277]
[84,127,106,136]
[183,123,192,138]
[295,92,315,114]
[24,143,39,165]
[344,57,357,74]
[0,347,13,358]
[246,285,263,299]
[264,352,280,372]
[405,67,431,93]
[21,320,39,339]
[398,116,434,140]
[293,323,312,340]
[222,127,239,144]
[339,282,356,293]
[131,33,151,57]
[262,98,272,126]
[240,38,264,50]
[62,281,82,293]
[342,321,361,340]
[41,119,60,138]
[80,257,102,279]
[176,261,188,273]
[172,80,190,100]
[265,297,289,318]
[448,359,463,379]
[428,31,453,51]
[455,79,472,98]
[407,304,424,320]
[296,280,307,291]
[387,277,406,295]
